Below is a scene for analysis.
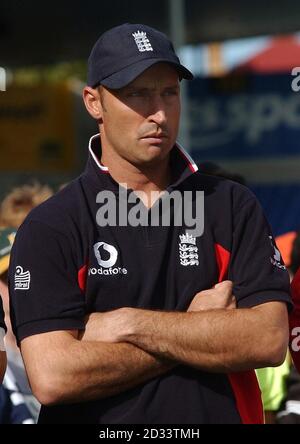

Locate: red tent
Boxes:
[233,36,300,73]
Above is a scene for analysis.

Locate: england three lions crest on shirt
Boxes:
[179,233,199,267]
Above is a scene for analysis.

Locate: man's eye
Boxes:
[129,91,147,97]
[163,90,178,96]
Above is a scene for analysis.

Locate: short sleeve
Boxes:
[228,196,292,309]
[8,220,86,343]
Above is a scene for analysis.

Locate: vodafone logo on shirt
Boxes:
[89,242,128,276]
[94,242,118,268]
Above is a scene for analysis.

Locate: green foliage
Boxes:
[13,61,87,86]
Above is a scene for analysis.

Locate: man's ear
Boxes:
[83,87,103,121]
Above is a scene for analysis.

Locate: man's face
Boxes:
[99,63,181,167]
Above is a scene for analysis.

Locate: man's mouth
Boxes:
[141,133,168,142]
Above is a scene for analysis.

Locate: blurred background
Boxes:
[1,0,300,236]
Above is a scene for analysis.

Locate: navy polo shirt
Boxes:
[9,134,291,424]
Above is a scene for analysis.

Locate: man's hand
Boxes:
[80,281,236,344]
[76,284,288,374]
[188,281,236,312]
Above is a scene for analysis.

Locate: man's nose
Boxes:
[148,97,167,126]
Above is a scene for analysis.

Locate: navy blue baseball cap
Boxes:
[87,23,194,89]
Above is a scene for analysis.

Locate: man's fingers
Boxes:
[192,281,233,301]
[214,281,233,292]
[214,282,234,303]
[230,295,237,308]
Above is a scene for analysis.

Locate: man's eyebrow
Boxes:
[164,84,180,89]
[126,86,152,91]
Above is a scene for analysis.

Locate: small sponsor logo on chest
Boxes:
[89,242,128,277]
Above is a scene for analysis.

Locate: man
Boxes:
[9,23,291,424]
[272,231,300,424]
[256,231,300,424]
[0,297,6,383]
[0,185,52,423]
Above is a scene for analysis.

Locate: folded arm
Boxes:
[101,300,289,373]
[20,282,288,405]
[19,283,230,406]
[20,330,174,406]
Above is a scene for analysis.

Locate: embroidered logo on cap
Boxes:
[132,31,153,52]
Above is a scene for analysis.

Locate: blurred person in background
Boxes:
[275,230,300,424]
[257,230,300,424]
[0,227,36,424]
[0,183,53,423]
[255,231,296,423]
[256,360,290,424]
[8,23,291,425]
[290,265,300,375]
[290,259,300,375]
[198,163,296,424]
[0,183,53,229]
